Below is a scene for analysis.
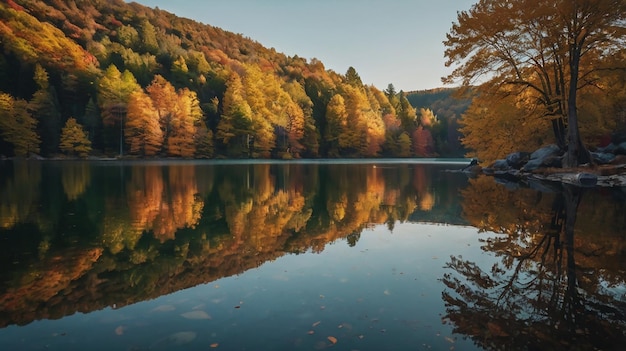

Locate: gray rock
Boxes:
[597,143,617,154]
[492,159,510,171]
[505,152,530,169]
[615,141,626,155]
[523,145,562,171]
[591,152,616,164]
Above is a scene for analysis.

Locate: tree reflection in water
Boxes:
[443,176,626,350]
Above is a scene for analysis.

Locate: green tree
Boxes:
[216,71,253,156]
[28,64,61,156]
[444,0,626,167]
[59,117,92,158]
[324,94,347,157]
[0,93,40,157]
[345,66,363,88]
[397,92,416,134]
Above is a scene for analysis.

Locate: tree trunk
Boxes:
[565,47,591,168]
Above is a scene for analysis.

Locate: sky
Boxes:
[132,0,476,92]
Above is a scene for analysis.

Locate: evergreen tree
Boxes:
[29,64,61,156]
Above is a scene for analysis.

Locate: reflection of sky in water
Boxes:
[1,223,498,351]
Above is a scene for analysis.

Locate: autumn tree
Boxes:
[460,87,551,162]
[168,88,201,158]
[0,93,40,157]
[444,0,626,167]
[145,75,178,147]
[59,117,92,158]
[125,90,163,156]
[97,65,141,154]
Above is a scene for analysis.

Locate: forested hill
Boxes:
[406,88,473,157]
[0,0,466,159]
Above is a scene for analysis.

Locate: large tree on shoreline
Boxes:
[444,0,626,167]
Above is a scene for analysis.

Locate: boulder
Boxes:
[591,152,616,165]
[505,152,530,169]
[522,144,562,171]
[615,141,626,155]
[491,159,510,171]
[597,143,617,154]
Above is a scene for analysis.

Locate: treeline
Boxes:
[0,0,464,159]
[405,88,472,157]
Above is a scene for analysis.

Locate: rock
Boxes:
[591,152,616,165]
[522,144,562,171]
[491,159,510,171]
[615,141,626,155]
[505,152,530,169]
[597,143,617,154]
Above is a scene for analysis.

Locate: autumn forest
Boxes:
[0,0,468,160]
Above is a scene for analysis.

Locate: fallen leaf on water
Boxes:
[312,321,321,327]
[210,343,219,348]
[327,336,337,344]
[307,330,315,335]
[180,311,211,320]
[114,326,125,335]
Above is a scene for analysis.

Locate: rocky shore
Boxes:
[469,135,626,188]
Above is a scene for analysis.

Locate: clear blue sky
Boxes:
[132,0,476,92]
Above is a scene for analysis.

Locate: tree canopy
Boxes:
[0,0,461,159]
[444,0,626,165]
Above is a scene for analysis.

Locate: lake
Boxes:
[0,160,625,350]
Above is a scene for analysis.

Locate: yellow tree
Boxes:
[167,88,201,158]
[97,65,140,154]
[460,87,552,162]
[146,75,178,150]
[59,118,92,158]
[0,93,40,157]
[125,90,163,156]
[444,0,626,167]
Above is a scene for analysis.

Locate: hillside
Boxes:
[406,88,473,157]
[0,0,469,159]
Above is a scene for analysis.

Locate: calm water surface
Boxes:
[0,160,624,350]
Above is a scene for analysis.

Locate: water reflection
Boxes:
[443,176,626,349]
[0,160,465,328]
